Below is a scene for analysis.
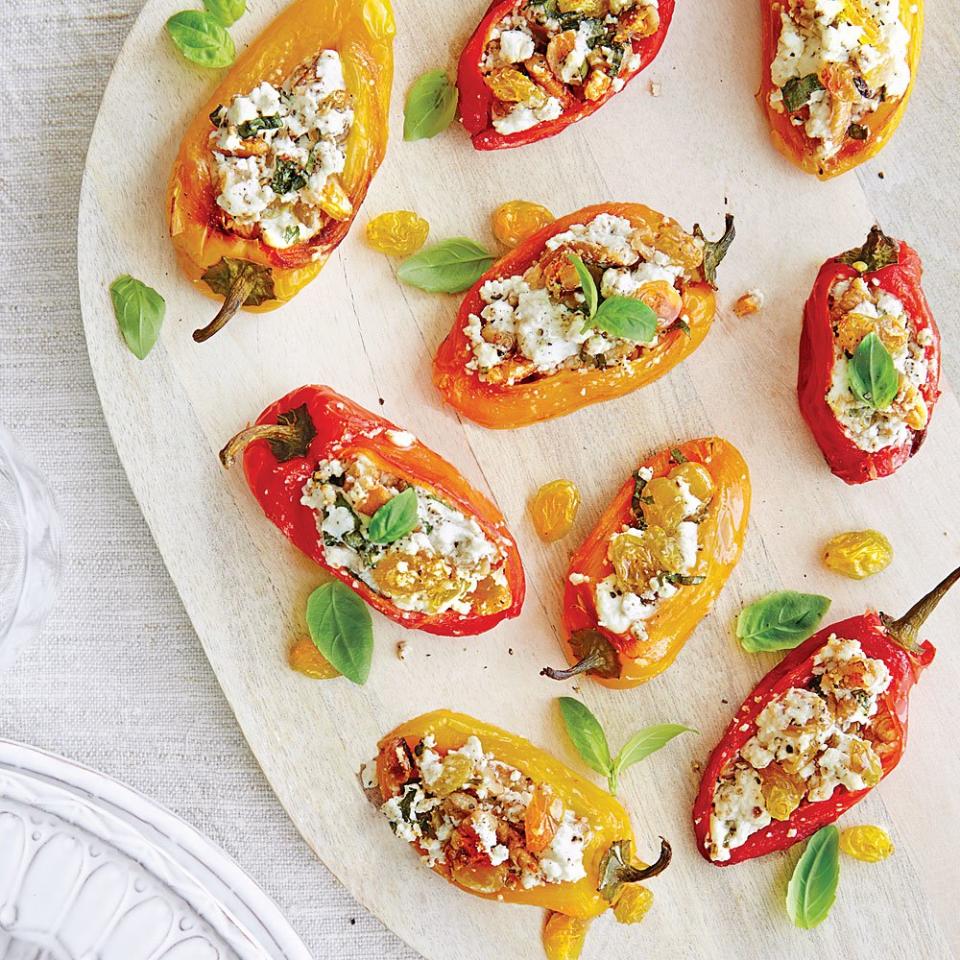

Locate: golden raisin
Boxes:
[670,462,715,503]
[849,738,883,787]
[470,575,512,616]
[759,764,805,821]
[558,0,607,15]
[373,551,465,610]
[836,310,909,356]
[366,210,430,257]
[524,785,561,854]
[530,479,581,541]
[485,67,545,105]
[641,462,713,530]
[610,528,684,590]
[315,175,353,221]
[612,884,654,924]
[632,280,682,324]
[492,200,556,248]
[430,753,475,797]
[451,861,509,894]
[542,912,590,960]
[823,530,893,580]
[840,825,894,863]
[288,636,340,679]
[733,290,764,317]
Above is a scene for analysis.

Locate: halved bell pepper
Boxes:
[693,563,960,865]
[433,203,732,429]
[458,0,675,150]
[167,0,394,341]
[370,710,671,922]
[798,226,941,484]
[543,438,750,688]
[220,386,525,635]
[759,0,923,179]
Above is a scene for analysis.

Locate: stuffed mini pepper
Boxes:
[434,203,734,428]
[695,563,960,865]
[458,0,675,150]
[798,226,940,484]
[220,386,525,635]
[760,0,922,179]
[168,0,394,341]
[543,439,750,687]
[366,711,671,955]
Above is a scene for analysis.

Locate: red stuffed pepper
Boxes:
[694,563,960,866]
[434,202,734,429]
[220,385,525,635]
[458,0,674,150]
[798,226,941,484]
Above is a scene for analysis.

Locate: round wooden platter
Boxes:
[78,1,960,958]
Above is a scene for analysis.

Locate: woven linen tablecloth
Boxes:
[1,2,958,959]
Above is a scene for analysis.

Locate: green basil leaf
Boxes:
[558,697,613,781]
[782,73,823,112]
[736,590,831,653]
[109,275,166,360]
[397,238,495,294]
[592,296,657,343]
[203,0,246,26]
[611,724,696,792]
[847,332,899,410]
[567,253,598,318]
[403,69,459,141]
[367,488,419,544]
[271,158,308,196]
[166,11,235,68]
[786,826,840,929]
[306,581,373,685]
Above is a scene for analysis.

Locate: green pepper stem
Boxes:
[193,272,256,343]
[885,563,960,653]
[540,652,604,682]
[617,838,672,884]
[219,422,299,468]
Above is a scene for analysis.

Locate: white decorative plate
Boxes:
[0,740,312,960]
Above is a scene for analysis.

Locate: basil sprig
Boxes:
[367,488,419,544]
[558,697,694,795]
[203,0,246,26]
[403,70,459,141]
[736,591,831,653]
[786,826,840,929]
[398,238,495,293]
[110,275,166,360]
[166,11,236,68]
[566,253,657,344]
[305,581,373,685]
[848,332,899,409]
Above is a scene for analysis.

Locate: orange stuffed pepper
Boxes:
[168,0,394,341]
[433,203,734,428]
[543,439,750,688]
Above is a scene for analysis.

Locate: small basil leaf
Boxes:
[611,724,696,787]
[837,226,900,272]
[305,581,373,685]
[367,488,419,544]
[558,697,613,780]
[567,253,598,318]
[592,296,657,343]
[203,0,246,26]
[110,275,166,360]
[736,590,831,653]
[397,238,495,294]
[786,826,840,929]
[166,11,236,69]
[782,73,823,112]
[403,70,459,141]
[271,158,308,196]
[847,332,899,409]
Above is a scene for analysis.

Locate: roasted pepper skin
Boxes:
[223,386,524,635]
[759,0,923,179]
[457,0,674,150]
[168,0,394,329]
[433,203,716,429]
[376,711,635,918]
[693,610,934,866]
[560,438,750,688]
[797,235,941,484]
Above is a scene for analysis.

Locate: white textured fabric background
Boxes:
[1,2,958,959]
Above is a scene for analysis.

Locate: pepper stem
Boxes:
[219,423,299,468]
[219,403,318,468]
[616,838,672,884]
[884,563,960,653]
[194,272,256,343]
[541,651,607,682]
[598,837,672,902]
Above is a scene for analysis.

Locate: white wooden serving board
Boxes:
[78,1,960,958]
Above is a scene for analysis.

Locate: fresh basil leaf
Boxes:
[558,697,613,781]
[306,581,373,685]
[237,114,283,138]
[271,158,308,196]
[847,332,899,409]
[782,73,823,112]
[567,253,598,318]
[397,238,495,293]
[110,275,165,360]
[403,70,459,141]
[837,226,900,272]
[593,296,657,343]
[786,826,840,929]
[736,590,831,653]
[610,724,696,793]
[166,11,235,69]
[203,0,246,26]
[367,488,419,544]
